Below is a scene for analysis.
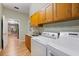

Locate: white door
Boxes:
[3,16,8,49]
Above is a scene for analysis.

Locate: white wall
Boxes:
[2,6,29,40]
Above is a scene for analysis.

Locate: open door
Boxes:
[1,17,3,49]
[3,16,8,50]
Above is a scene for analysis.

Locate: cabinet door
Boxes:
[25,35,31,52]
[46,4,54,23]
[55,3,72,22]
[30,12,39,27]
[72,3,79,18]
[39,7,45,24]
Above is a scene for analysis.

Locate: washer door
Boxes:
[31,39,47,56]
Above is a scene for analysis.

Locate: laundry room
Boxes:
[0,3,79,56]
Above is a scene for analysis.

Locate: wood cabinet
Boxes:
[39,7,45,24]
[30,12,39,27]
[45,4,54,23]
[54,3,72,22]
[25,35,31,52]
[30,3,79,26]
[72,3,79,18]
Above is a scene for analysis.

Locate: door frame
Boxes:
[8,18,21,39]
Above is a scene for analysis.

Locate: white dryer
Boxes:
[47,32,79,56]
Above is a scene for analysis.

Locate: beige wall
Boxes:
[2,6,29,40]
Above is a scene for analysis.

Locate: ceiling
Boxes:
[2,3,31,14]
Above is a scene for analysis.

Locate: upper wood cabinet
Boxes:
[39,7,45,24]
[54,3,72,22]
[45,4,54,23]
[30,3,79,26]
[30,12,39,27]
[72,3,79,18]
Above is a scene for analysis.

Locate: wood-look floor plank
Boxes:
[0,34,31,56]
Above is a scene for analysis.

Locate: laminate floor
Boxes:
[0,34,31,56]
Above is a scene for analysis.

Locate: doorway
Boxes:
[8,20,19,39]
[1,16,20,50]
[8,23,19,39]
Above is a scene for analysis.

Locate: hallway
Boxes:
[0,34,31,56]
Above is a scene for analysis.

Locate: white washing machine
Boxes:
[31,32,59,56]
[31,36,48,56]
